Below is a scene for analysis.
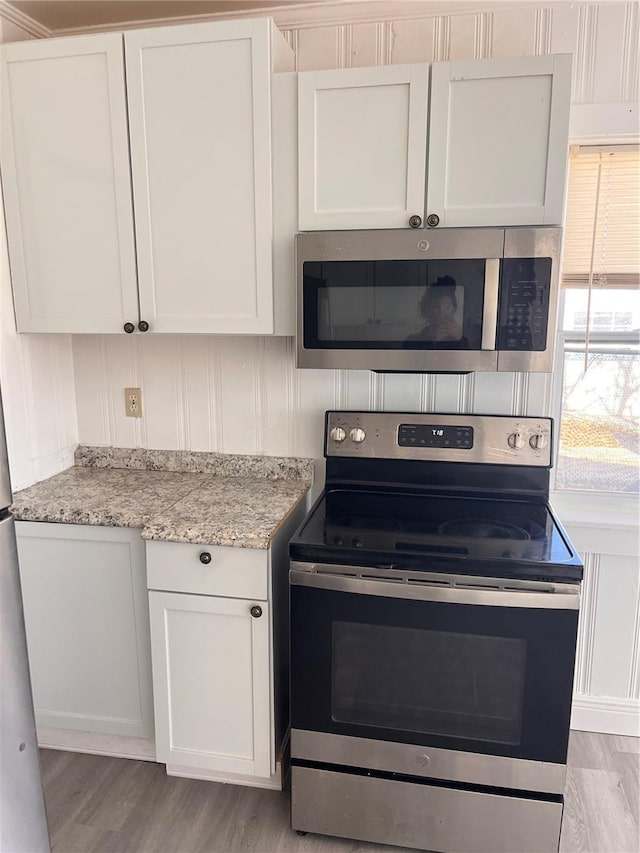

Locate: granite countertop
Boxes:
[142,476,312,548]
[12,446,314,549]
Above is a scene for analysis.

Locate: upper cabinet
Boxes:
[427,55,572,228]
[1,34,139,333]
[1,19,294,334]
[298,65,429,230]
[125,20,280,334]
[297,54,572,231]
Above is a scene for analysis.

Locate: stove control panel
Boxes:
[325,411,553,467]
[398,424,474,449]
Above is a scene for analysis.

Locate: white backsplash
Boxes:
[72,334,552,461]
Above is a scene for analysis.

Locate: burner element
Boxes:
[439,519,531,540]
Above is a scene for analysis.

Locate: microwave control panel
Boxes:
[498,257,551,352]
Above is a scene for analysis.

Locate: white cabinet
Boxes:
[15,523,154,755]
[427,55,572,228]
[126,20,279,334]
[149,591,271,779]
[145,506,306,787]
[297,55,572,231]
[298,65,429,230]
[1,18,293,334]
[0,35,139,333]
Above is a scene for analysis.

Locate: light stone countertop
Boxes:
[142,476,312,548]
[12,448,313,548]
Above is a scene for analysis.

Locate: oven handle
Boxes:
[481,258,500,351]
[290,569,580,610]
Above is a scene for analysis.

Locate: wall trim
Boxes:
[37,726,156,762]
[569,102,640,141]
[44,1,549,37]
[167,760,283,790]
[35,708,145,739]
[571,695,640,738]
[0,0,51,37]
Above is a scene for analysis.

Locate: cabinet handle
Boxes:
[138,320,150,332]
[250,605,262,618]
[199,551,212,565]
[409,214,422,228]
[123,322,135,334]
[426,213,440,228]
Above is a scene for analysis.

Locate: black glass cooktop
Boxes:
[289,488,582,582]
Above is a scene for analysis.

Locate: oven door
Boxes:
[290,565,580,794]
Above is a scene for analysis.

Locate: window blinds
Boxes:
[562,145,640,290]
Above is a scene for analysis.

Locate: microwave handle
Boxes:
[481,259,500,350]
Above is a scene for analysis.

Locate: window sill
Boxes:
[550,490,639,556]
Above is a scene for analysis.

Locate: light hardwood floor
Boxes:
[40,731,639,853]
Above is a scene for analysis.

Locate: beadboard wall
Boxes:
[0,17,78,492]
[71,1,638,464]
[72,335,551,466]
[1,1,636,487]
[69,2,639,737]
[1,1,638,736]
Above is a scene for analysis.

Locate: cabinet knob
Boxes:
[138,320,150,332]
[123,322,135,334]
[250,605,262,618]
[199,551,212,565]
[426,213,440,228]
[409,214,422,228]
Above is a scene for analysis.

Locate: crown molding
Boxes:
[49,1,543,37]
[0,1,51,38]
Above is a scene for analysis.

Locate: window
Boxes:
[555,146,640,495]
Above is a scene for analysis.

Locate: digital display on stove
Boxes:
[398,424,474,449]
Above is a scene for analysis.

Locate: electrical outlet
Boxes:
[124,387,143,418]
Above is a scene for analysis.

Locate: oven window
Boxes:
[332,621,527,745]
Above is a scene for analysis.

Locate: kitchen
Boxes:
[0,1,638,852]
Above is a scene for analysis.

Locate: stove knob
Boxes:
[349,427,366,444]
[329,426,347,443]
[529,433,548,450]
[507,432,525,450]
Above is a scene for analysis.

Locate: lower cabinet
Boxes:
[144,537,290,788]
[148,592,271,780]
[15,496,306,785]
[15,522,155,758]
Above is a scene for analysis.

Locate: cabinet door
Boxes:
[149,591,271,778]
[1,35,139,333]
[427,55,572,228]
[298,65,429,230]
[16,523,153,740]
[125,19,274,334]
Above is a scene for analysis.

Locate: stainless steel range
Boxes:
[288,411,582,853]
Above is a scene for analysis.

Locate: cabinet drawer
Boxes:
[146,540,268,600]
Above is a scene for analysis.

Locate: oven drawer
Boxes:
[146,540,268,599]
[291,765,563,853]
[291,729,565,794]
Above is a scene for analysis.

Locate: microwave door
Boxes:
[298,260,500,372]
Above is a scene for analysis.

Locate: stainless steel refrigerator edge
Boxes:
[0,391,50,852]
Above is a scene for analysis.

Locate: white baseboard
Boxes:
[38,726,156,762]
[166,762,283,790]
[571,695,640,737]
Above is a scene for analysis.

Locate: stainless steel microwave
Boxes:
[296,227,562,373]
